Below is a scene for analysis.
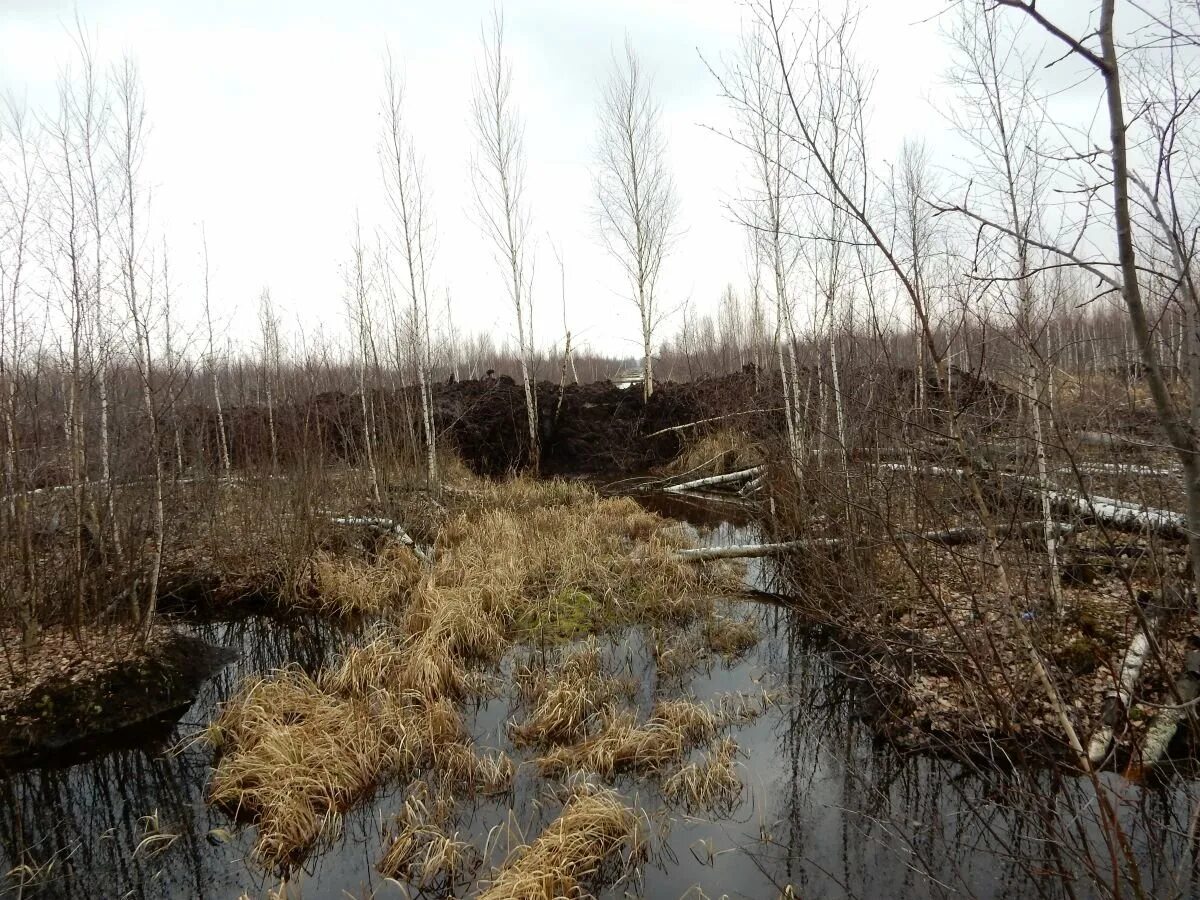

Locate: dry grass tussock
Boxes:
[208,477,724,873]
[510,638,638,747]
[666,428,763,477]
[377,780,478,888]
[663,737,742,813]
[703,615,759,658]
[538,699,719,778]
[205,632,512,872]
[400,477,733,695]
[477,786,646,900]
[308,545,421,617]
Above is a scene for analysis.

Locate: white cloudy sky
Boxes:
[1,1,1102,358]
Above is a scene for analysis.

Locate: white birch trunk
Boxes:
[1086,615,1157,765]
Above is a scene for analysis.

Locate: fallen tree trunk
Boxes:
[677,520,1073,561]
[878,461,1188,537]
[1128,648,1200,777]
[664,466,765,494]
[738,475,765,497]
[1076,430,1163,451]
[676,538,835,561]
[329,515,430,563]
[1056,463,1178,477]
[1086,613,1160,766]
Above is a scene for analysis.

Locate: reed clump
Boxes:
[702,614,759,658]
[205,632,510,872]
[476,786,645,900]
[538,699,719,778]
[377,781,478,888]
[510,639,637,747]
[308,545,421,617]
[663,737,742,813]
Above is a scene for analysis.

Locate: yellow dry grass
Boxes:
[510,639,637,747]
[538,699,719,778]
[476,786,645,900]
[207,476,728,874]
[663,737,742,813]
[308,545,421,617]
[377,780,478,888]
[666,428,763,477]
[653,629,706,681]
[702,615,759,658]
[205,632,512,872]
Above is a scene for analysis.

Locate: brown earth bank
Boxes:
[0,626,235,768]
[167,364,1017,479]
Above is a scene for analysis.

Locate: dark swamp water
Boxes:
[3,498,1200,899]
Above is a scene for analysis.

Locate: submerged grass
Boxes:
[510,638,637,747]
[703,615,759,659]
[477,786,645,900]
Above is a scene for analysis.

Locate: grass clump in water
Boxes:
[510,639,636,747]
[377,780,479,889]
[204,631,511,872]
[663,737,743,813]
[477,786,646,900]
[538,699,719,778]
[702,614,759,659]
[308,545,420,617]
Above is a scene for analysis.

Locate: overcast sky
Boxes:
[1,0,1077,358]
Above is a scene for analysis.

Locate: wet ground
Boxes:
[2,502,1199,899]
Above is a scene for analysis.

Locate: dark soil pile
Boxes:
[437,370,775,477]
[171,364,1017,479]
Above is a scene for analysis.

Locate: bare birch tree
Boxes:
[380,53,437,489]
[201,225,231,473]
[716,28,805,471]
[594,36,678,402]
[112,57,162,638]
[346,219,381,503]
[471,7,539,468]
[947,0,1200,604]
[948,4,1064,614]
[258,287,281,473]
[0,95,39,647]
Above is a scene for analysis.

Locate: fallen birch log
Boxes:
[1056,463,1179,478]
[664,466,765,494]
[738,475,765,497]
[1129,648,1200,776]
[329,515,430,563]
[1043,489,1185,537]
[1086,613,1160,766]
[1076,431,1163,451]
[676,520,1073,561]
[676,538,838,561]
[878,461,1189,537]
